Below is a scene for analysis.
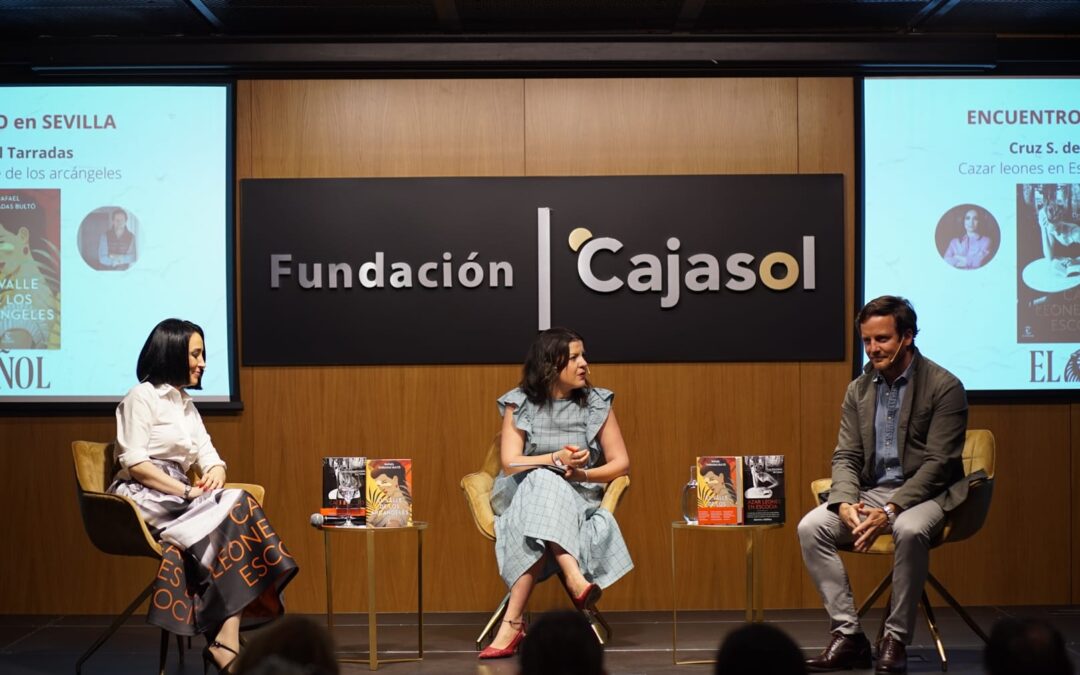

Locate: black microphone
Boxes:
[310,513,348,528]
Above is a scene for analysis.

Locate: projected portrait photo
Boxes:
[935,204,999,270]
[77,206,139,271]
[1017,183,1080,343]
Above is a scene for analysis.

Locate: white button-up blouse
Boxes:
[114,381,227,481]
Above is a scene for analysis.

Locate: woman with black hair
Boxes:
[479,327,633,659]
[108,318,297,673]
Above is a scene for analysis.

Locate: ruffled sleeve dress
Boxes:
[489,386,633,589]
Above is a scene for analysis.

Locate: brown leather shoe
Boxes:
[806,631,872,671]
[875,635,907,674]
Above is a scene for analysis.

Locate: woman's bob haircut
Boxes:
[136,318,205,390]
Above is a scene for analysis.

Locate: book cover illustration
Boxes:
[365,458,413,528]
[322,456,365,523]
[0,189,61,350]
[1017,183,1080,344]
[696,456,742,525]
[742,455,785,525]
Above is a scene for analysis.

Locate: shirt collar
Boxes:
[153,382,191,403]
[872,357,915,387]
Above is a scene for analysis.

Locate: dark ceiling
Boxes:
[2,0,1080,78]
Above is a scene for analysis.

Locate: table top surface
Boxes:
[671,521,783,530]
[318,521,429,532]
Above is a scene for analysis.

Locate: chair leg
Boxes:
[177,634,185,664]
[926,573,990,643]
[556,573,611,644]
[76,580,155,675]
[920,590,947,671]
[582,606,612,645]
[158,629,170,675]
[475,592,510,650]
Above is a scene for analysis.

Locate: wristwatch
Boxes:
[882,503,898,526]
[552,452,566,468]
[183,485,192,501]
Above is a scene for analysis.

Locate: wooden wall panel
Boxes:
[0,413,243,613]
[931,404,1072,604]
[248,79,525,178]
[242,78,528,613]
[521,78,805,612]
[524,78,798,176]
[795,77,858,607]
[2,76,1077,616]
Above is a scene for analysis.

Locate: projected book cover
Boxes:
[1017,183,1080,350]
[742,455,785,525]
[696,456,742,525]
[0,189,60,350]
[365,459,413,528]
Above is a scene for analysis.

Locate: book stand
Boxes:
[670,521,782,665]
[318,521,428,670]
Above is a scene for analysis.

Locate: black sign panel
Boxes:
[241,176,843,365]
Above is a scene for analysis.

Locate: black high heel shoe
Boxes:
[202,640,239,674]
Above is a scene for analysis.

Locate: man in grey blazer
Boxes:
[799,296,968,675]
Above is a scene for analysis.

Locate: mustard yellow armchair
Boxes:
[460,433,629,648]
[72,440,264,675]
[809,429,996,671]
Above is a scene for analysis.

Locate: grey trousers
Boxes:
[797,485,945,644]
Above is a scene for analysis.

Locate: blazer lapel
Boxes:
[896,351,922,469]
[859,375,877,468]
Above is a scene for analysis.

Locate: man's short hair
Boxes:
[857,295,919,340]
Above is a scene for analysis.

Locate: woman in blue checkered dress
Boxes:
[480,327,633,659]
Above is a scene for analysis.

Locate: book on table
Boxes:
[365,458,413,528]
[696,456,743,525]
[322,456,366,524]
[741,455,785,525]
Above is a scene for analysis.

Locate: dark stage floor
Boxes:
[3,606,1080,674]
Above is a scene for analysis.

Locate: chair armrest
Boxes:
[77,491,162,559]
[810,478,832,503]
[226,483,265,507]
[461,472,496,541]
[600,475,630,513]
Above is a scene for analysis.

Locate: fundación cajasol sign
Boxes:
[240,175,843,365]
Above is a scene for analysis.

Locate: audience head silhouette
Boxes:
[985,617,1073,675]
[713,622,807,675]
[232,616,339,675]
[519,610,604,675]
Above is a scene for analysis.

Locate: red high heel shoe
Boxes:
[572,582,602,610]
[478,619,526,659]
